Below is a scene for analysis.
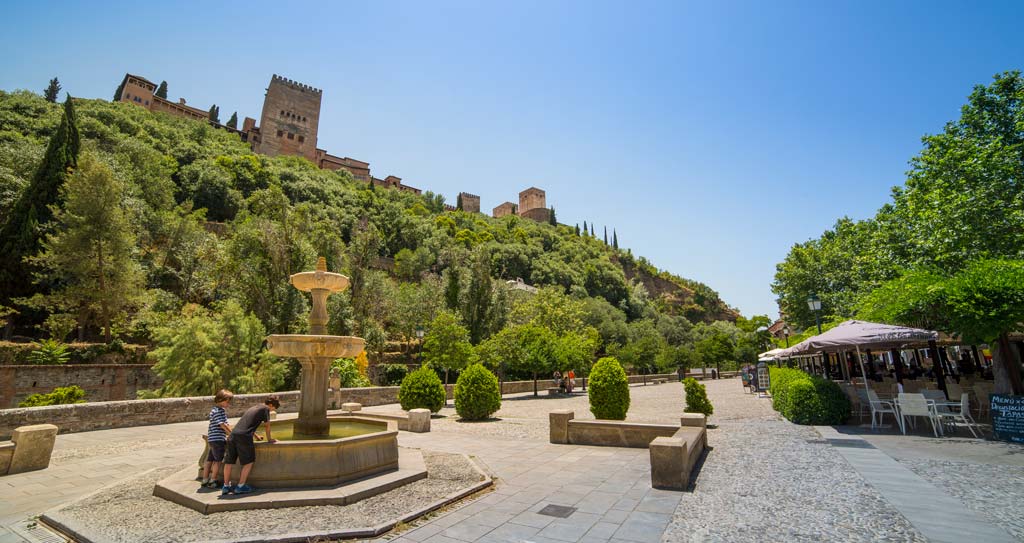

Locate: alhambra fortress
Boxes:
[117,73,552,222]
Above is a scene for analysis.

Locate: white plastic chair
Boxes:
[867,389,901,432]
[936,393,980,438]
[897,393,941,437]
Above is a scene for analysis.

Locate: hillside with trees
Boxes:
[0,88,761,395]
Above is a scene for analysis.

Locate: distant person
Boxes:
[958,352,976,376]
[222,395,280,496]
[567,369,576,393]
[552,370,561,387]
[201,389,233,488]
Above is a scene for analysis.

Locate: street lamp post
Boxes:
[415,326,425,361]
[806,294,824,377]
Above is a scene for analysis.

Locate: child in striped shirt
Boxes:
[201,389,233,488]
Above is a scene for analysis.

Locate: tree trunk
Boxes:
[890,348,905,385]
[96,238,111,343]
[928,340,948,398]
[533,372,538,397]
[994,332,1024,395]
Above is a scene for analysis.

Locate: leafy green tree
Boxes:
[156,81,168,99]
[475,325,525,380]
[548,207,556,226]
[423,310,475,384]
[27,339,70,365]
[226,111,238,129]
[43,78,61,103]
[0,94,80,313]
[694,322,736,376]
[444,265,461,311]
[113,79,125,101]
[29,153,144,342]
[150,301,286,397]
[516,323,561,396]
[463,250,494,344]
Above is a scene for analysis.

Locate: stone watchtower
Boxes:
[518,187,550,222]
[458,192,481,213]
[254,75,322,162]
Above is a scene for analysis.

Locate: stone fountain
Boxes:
[267,256,364,437]
[154,257,428,513]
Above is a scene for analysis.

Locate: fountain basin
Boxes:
[266,334,365,359]
[197,417,398,488]
[290,270,350,292]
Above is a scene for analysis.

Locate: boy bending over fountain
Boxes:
[222,395,280,495]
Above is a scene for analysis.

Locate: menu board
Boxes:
[991,394,1024,444]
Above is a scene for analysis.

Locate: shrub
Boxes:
[588,356,630,420]
[683,377,713,417]
[377,363,409,386]
[399,367,447,413]
[768,367,850,425]
[454,363,501,420]
[27,339,71,365]
[331,357,372,388]
[19,385,86,407]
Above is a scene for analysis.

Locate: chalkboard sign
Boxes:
[756,362,770,394]
[991,394,1024,444]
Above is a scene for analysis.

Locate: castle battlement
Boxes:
[271,74,322,95]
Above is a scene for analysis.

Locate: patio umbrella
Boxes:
[787,320,938,394]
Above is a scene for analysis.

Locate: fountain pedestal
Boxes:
[296,357,331,436]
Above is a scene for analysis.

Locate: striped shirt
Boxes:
[208,406,228,442]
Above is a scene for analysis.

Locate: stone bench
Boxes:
[652,378,667,385]
[650,415,707,491]
[0,424,58,476]
[547,387,564,396]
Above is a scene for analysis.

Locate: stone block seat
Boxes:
[548,411,706,491]
[0,424,58,476]
[546,387,563,396]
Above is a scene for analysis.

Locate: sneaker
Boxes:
[204,480,220,488]
[221,484,235,496]
[199,478,210,486]
[233,484,255,495]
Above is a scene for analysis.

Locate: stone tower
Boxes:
[254,75,322,162]
[518,187,546,214]
[459,192,481,213]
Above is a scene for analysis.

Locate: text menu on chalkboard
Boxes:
[991,394,1024,444]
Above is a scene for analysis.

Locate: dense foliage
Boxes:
[588,356,630,420]
[771,71,1024,393]
[18,385,86,407]
[0,89,749,396]
[27,338,70,365]
[331,357,372,388]
[398,366,446,413]
[682,377,713,417]
[768,367,850,425]
[453,363,501,420]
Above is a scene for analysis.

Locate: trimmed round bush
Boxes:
[398,367,446,413]
[768,367,850,425]
[454,363,501,420]
[683,377,713,417]
[588,356,630,420]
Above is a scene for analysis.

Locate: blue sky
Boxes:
[2,0,1022,318]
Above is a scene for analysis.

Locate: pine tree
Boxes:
[208,104,220,123]
[603,226,608,244]
[548,207,557,226]
[226,111,238,129]
[156,81,168,99]
[613,229,619,250]
[43,78,61,103]
[113,79,125,101]
[457,193,463,211]
[32,154,144,343]
[0,94,80,311]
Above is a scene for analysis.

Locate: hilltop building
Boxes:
[116,72,559,220]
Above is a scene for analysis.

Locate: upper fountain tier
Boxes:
[290,257,350,293]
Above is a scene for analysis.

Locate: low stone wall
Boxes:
[550,410,680,448]
[0,364,162,408]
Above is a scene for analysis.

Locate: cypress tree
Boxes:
[156,81,168,99]
[113,79,125,101]
[548,207,557,226]
[613,229,619,250]
[0,94,80,311]
[208,104,220,123]
[457,193,463,211]
[444,267,461,311]
[590,223,595,237]
[226,112,238,129]
[575,224,580,236]
[603,226,608,244]
[43,78,61,103]
[583,220,588,236]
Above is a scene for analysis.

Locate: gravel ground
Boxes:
[662,381,928,543]
[51,436,189,462]
[898,457,1024,541]
[48,450,482,543]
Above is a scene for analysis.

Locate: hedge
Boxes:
[683,378,713,417]
[588,357,630,420]
[454,364,501,420]
[768,367,850,425]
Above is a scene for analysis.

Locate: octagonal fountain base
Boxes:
[154,416,427,514]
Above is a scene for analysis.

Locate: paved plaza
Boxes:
[2,379,1023,542]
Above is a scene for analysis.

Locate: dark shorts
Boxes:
[206,440,226,462]
[224,435,256,466]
